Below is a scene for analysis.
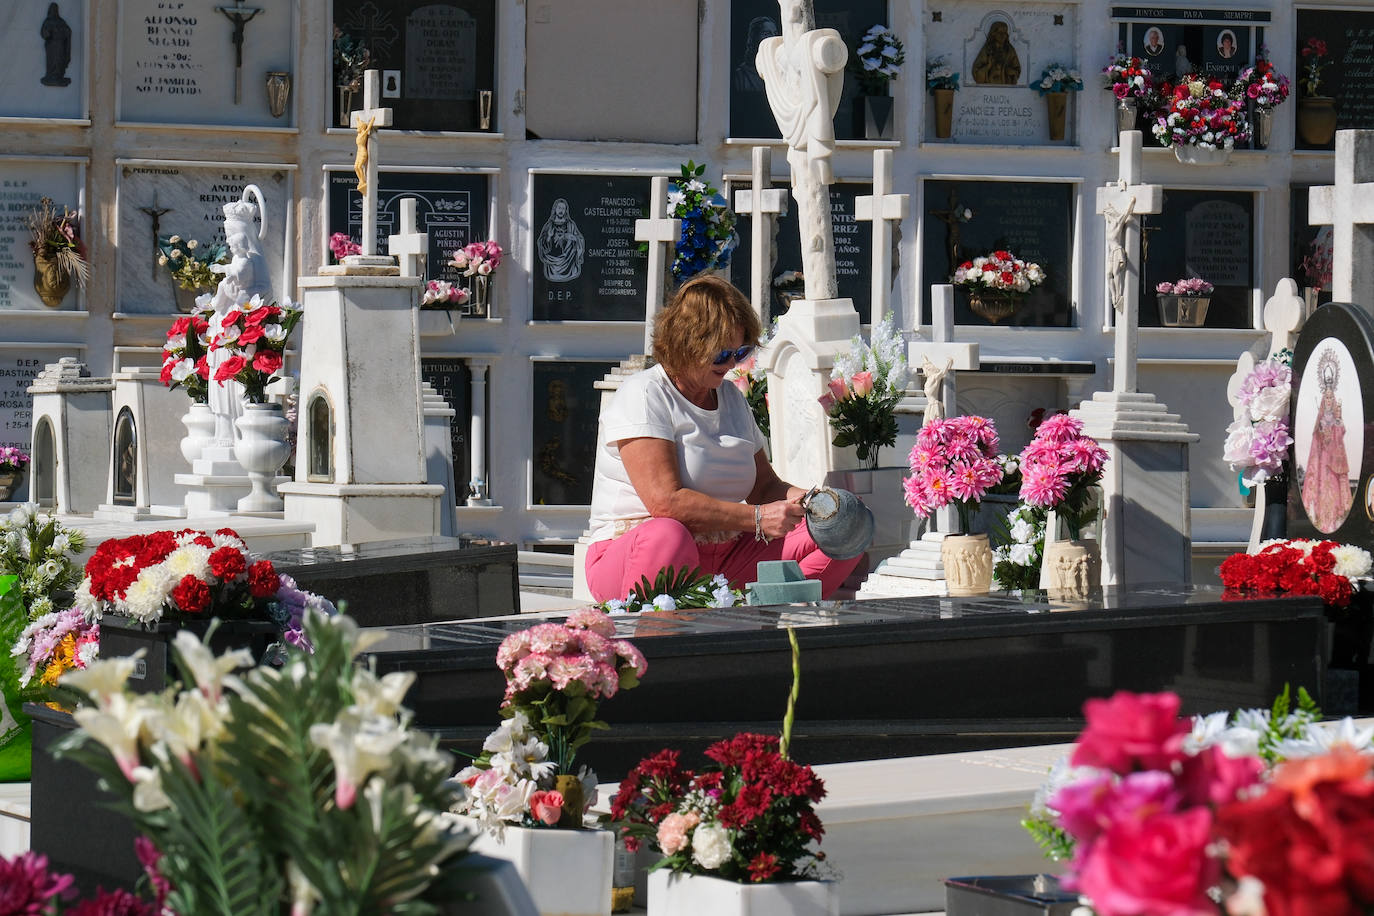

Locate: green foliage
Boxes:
[597,565,746,614]
[1021,814,1075,862]
[0,505,86,617]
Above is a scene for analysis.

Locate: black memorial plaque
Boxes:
[1139,188,1253,329]
[729,0,889,141]
[531,174,650,322]
[333,0,496,131]
[1291,185,1334,309]
[921,180,1074,328]
[327,170,489,283]
[532,360,615,506]
[1295,9,1374,150]
[1113,9,1268,87]
[420,358,472,491]
[731,181,874,323]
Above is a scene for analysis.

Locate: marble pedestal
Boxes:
[857,531,949,598]
[93,368,188,521]
[172,442,252,516]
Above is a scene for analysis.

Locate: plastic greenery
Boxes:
[158,234,230,291]
[0,503,86,619]
[597,565,746,614]
[26,197,88,287]
[853,24,905,95]
[820,314,910,466]
[56,610,472,915]
[926,55,960,92]
[332,27,370,92]
[1035,63,1084,95]
[668,161,737,281]
[991,502,1046,591]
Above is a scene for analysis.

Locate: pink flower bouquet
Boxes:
[328,231,361,261]
[1018,413,1108,539]
[903,415,1003,532]
[420,278,470,308]
[1156,277,1215,296]
[450,239,503,277]
[1224,355,1292,486]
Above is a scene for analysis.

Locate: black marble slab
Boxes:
[262,536,519,627]
[363,585,1328,779]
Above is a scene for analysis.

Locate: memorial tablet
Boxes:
[530,174,650,322]
[421,357,471,490]
[921,179,1074,327]
[531,360,615,507]
[1138,188,1253,329]
[0,162,84,311]
[0,1,85,119]
[332,0,495,131]
[1112,8,1269,87]
[1,349,79,483]
[1294,9,1374,150]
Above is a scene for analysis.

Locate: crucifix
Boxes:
[854,149,909,327]
[138,197,173,282]
[1095,130,1161,394]
[733,146,790,328]
[387,197,429,278]
[928,189,972,277]
[215,0,263,105]
[350,69,394,260]
[633,176,681,354]
[1309,130,1374,304]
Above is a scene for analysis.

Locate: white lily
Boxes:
[172,629,255,704]
[308,709,407,810]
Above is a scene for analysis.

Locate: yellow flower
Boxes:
[39,633,77,688]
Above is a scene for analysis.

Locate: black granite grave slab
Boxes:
[263,536,519,626]
[363,585,1327,780]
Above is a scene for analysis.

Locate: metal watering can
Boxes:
[801,485,874,561]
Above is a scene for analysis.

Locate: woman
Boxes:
[585,276,862,602]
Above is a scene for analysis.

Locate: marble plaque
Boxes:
[0,1,86,119]
[0,349,79,455]
[1114,10,1269,88]
[118,0,294,126]
[117,162,290,313]
[0,161,84,311]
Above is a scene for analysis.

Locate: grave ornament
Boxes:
[206,185,270,446]
[215,0,264,104]
[40,3,72,87]
[972,21,1021,85]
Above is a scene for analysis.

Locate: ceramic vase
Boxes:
[233,402,290,513]
[1042,539,1101,600]
[931,88,955,139]
[647,871,838,916]
[31,252,70,308]
[1045,90,1068,141]
[469,824,614,916]
[179,402,217,465]
[1297,96,1339,146]
[941,533,994,596]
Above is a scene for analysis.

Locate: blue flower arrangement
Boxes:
[668,160,737,281]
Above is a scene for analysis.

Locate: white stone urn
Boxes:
[647,870,838,916]
[941,533,994,596]
[1043,539,1101,600]
[179,402,217,465]
[232,402,290,512]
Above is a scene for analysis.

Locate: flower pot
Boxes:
[469,824,614,916]
[862,94,895,140]
[32,251,71,308]
[1157,294,1210,327]
[179,401,217,465]
[1298,96,1339,146]
[0,469,24,502]
[172,284,210,314]
[232,402,291,513]
[1114,96,1138,137]
[1261,473,1289,541]
[647,870,838,916]
[967,289,1024,324]
[941,533,994,596]
[98,614,281,695]
[945,874,1079,916]
[1042,539,1100,599]
[1173,145,1230,166]
[1045,91,1067,141]
[466,273,490,317]
[931,88,955,139]
[1251,106,1273,150]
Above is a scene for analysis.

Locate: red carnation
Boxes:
[208,545,246,581]
[214,355,248,383]
[247,560,280,598]
[159,360,175,385]
[993,249,1010,260]
[252,350,283,374]
[748,852,779,882]
[171,574,212,615]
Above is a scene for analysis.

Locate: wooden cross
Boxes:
[388,197,429,278]
[1095,130,1162,394]
[854,149,909,328]
[633,175,682,354]
[350,69,393,258]
[1309,130,1374,304]
[733,146,789,327]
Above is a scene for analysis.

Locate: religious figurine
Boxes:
[354,115,377,196]
[40,3,72,87]
[921,356,953,426]
[537,198,585,282]
[1102,186,1136,313]
[206,186,271,446]
[971,22,1021,86]
[1301,348,1353,533]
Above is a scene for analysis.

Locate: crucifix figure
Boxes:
[855,149,909,327]
[387,197,429,278]
[138,198,173,282]
[1094,131,1161,394]
[755,0,847,303]
[733,146,790,327]
[215,0,263,104]
[350,69,393,259]
[1309,130,1374,304]
[928,189,972,277]
[633,176,682,354]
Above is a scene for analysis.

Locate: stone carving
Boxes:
[1102,185,1136,313]
[972,21,1021,85]
[206,185,270,445]
[537,198,585,282]
[921,356,953,426]
[354,116,377,196]
[40,3,72,87]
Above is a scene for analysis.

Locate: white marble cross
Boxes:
[350,69,393,258]
[854,149,909,328]
[387,197,429,278]
[733,146,790,328]
[1309,130,1374,305]
[1095,131,1162,394]
[634,175,682,354]
[1261,278,1304,359]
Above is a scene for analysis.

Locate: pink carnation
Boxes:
[657,811,701,855]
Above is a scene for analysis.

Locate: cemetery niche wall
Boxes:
[1138,188,1254,329]
[331,0,495,131]
[1294,9,1374,151]
[0,1,86,120]
[0,162,85,311]
[1112,7,1266,97]
[531,359,614,507]
[1291,186,1334,311]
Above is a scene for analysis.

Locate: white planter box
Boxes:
[647,870,838,916]
[469,824,614,916]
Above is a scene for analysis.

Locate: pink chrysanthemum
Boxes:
[1022,464,1070,507]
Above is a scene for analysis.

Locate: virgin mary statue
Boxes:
[1301,349,1353,533]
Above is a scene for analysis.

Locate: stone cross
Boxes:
[633,175,681,354]
[854,149,909,327]
[1309,130,1374,304]
[350,69,393,258]
[1095,130,1162,394]
[733,146,789,327]
[388,197,428,278]
[1261,278,1304,359]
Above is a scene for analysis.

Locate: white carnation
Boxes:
[1332,544,1373,579]
[690,822,733,870]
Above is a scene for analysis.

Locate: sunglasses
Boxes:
[712,345,754,366]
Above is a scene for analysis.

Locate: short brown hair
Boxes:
[651,276,762,377]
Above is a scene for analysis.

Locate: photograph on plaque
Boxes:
[117,163,290,314]
[332,0,495,131]
[327,169,490,286]
[0,0,85,119]
[531,360,615,506]
[1294,10,1374,150]
[118,0,295,126]
[920,179,1074,327]
[730,181,874,323]
[1138,189,1253,329]
[1114,10,1264,88]
[0,162,84,311]
[728,0,887,141]
[530,174,650,322]
[420,358,472,490]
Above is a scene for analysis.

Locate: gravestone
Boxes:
[1,349,80,503]
[1295,9,1374,149]
[1140,189,1254,328]
[0,162,84,311]
[531,360,616,507]
[732,146,790,327]
[93,368,188,520]
[0,2,84,119]
[27,358,113,513]
[854,150,908,328]
[1309,130,1374,306]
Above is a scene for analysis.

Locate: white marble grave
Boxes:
[0,1,86,120]
[26,358,112,513]
[94,366,189,520]
[1310,130,1374,306]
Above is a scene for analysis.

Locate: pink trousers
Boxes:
[585,517,863,603]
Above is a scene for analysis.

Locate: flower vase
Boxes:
[469,824,614,916]
[941,533,993,596]
[1045,90,1067,141]
[1157,294,1211,327]
[554,772,585,828]
[1260,473,1289,541]
[1297,96,1339,146]
[173,284,209,314]
[931,88,955,139]
[862,94,895,140]
[1042,539,1101,600]
[1114,96,1138,137]
[179,402,217,465]
[1251,106,1273,150]
[467,274,490,317]
[232,402,290,513]
[1174,145,1230,166]
[647,871,838,916]
[967,289,1024,324]
[0,469,24,502]
[31,252,70,308]
[337,85,355,127]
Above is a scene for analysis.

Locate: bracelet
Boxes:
[754,504,768,542]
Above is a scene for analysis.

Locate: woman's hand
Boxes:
[757,495,805,540]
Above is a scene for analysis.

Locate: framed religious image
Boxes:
[1138,188,1253,329]
[531,359,616,507]
[332,0,496,131]
[1294,9,1374,150]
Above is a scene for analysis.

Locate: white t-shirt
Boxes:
[587,364,767,542]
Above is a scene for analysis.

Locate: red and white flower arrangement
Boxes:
[207,294,303,403]
[1224,354,1292,486]
[903,415,1004,533]
[951,249,1046,295]
[1018,414,1109,540]
[420,278,470,308]
[1103,52,1154,100]
[1151,78,1250,150]
[1156,277,1215,297]
[450,239,503,277]
[158,312,212,403]
[1219,538,1372,608]
[611,733,827,883]
[1232,57,1290,110]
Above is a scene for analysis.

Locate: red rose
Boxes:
[246,560,279,598]
[196,356,211,380]
[1074,807,1218,916]
[214,355,248,382]
[208,545,246,581]
[993,250,1010,260]
[252,350,282,374]
[167,316,190,337]
[171,574,211,615]
[1071,691,1189,774]
[223,309,243,328]
[244,304,280,325]
[237,325,265,346]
